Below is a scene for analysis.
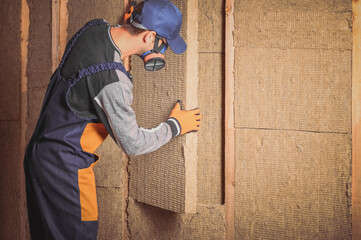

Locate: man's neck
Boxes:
[110,26,143,61]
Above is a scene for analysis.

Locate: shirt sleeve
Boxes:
[93,69,174,156]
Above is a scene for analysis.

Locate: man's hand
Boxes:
[168,100,202,136]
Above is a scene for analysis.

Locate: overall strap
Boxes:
[65,61,129,121]
[58,19,107,73]
[68,62,128,87]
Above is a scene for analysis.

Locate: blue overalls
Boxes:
[24,20,127,239]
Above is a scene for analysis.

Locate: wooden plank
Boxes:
[59,0,68,57]
[123,0,130,72]
[20,0,30,238]
[353,0,361,239]
[52,0,60,71]
[184,0,198,214]
[225,0,235,239]
[122,1,130,238]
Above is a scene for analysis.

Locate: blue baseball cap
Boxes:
[132,0,187,54]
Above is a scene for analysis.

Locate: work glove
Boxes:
[167,100,202,136]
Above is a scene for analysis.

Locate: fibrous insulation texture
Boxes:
[234,0,352,239]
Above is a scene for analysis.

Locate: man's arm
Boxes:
[94,69,176,156]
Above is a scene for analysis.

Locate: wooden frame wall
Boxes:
[27,0,360,239]
[353,0,361,239]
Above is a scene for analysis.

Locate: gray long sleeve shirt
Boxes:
[94,69,173,156]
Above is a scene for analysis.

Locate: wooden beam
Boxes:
[123,0,131,72]
[225,0,235,239]
[20,0,30,238]
[353,0,361,239]
[122,1,131,238]
[59,0,68,58]
[184,0,198,214]
[52,0,60,71]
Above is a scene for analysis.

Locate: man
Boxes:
[23,0,201,239]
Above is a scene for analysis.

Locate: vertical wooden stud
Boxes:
[123,0,131,72]
[353,0,361,239]
[225,0,235,239]
[184,0,199,214]
[59,0,68,57]
[123,2,131,239]
[52,0,60,71]
[20,0,30,238]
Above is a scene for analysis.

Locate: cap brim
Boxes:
[167,34,187,54]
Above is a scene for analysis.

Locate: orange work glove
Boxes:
[167,100,202,136]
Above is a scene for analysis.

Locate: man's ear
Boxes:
[143,31,156,44]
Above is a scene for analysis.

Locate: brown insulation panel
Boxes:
[198,0,224,53]
[198,53,224,204]
[96,187,123,239]
[94,137,124,188]
[128,197,225,239]
[129,0,192,213]
[26,0,52,140]
[94,137,125,239]
[235,129,351,239]
[27,0,52,89]
[0,1,21,121]
[129,54,187,212]
[0,123,22,238]
[235,48,351,132]
[197,0,225,205]
[234,12,352,50]
[0,3,22,239]
[234,0,351,12]
[233,9,352,132]
[234,0,352,239]
[128,0,226,237]
[67,0,125,40]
